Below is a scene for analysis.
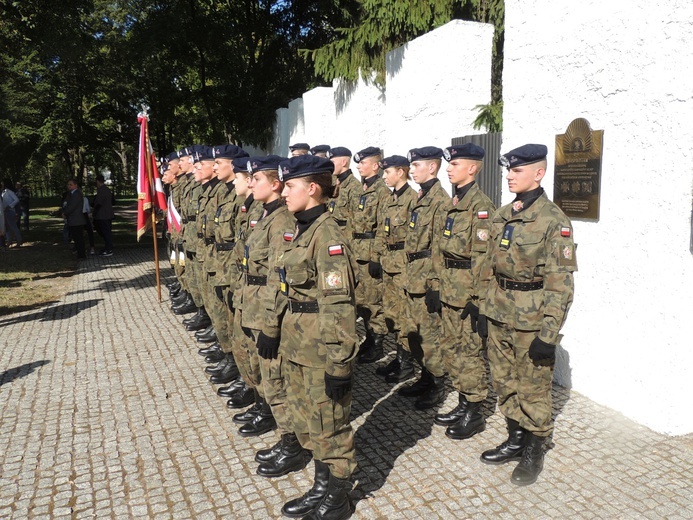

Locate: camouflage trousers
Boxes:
[284,360,356,479]
[487,319,554,437]
[354,260,387,335]
[402,292,444,377]
[250,330,291,435]
[203,273,231,349]
[231,309,261,391]
[183,251,203,307]
[382,271,407,334]
[220,291,236,355]
[440,303,488,403]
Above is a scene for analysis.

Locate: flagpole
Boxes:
[141,106,163,303]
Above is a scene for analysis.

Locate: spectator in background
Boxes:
[63,179,87,259]
[93,174,114,256]
[1,181,23,248]
[15,181,30,231]
[83,193,96,255]
[0,195,5,248]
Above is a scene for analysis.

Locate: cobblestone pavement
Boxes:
[1,248,692,520]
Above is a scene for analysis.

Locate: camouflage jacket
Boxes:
[202,181,235,277]
[240,203,296,331]
[479,192,577,344]
[182,177,202,253]
[380,184,417,275]
[213,183,241,287]
[231,195,263,307]
[173,173,190,239]
[404,180,450,295]
[328,171,360,244]
[196,179,222,263]
[349,176,391,262]
[168,181,184,243]
[272,211,358,378]
[435,182,496,307]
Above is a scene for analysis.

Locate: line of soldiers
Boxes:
[160,141,577,519]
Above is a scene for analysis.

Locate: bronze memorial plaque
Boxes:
[553,118,604,222]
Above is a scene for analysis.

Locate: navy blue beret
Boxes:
[161,162,170,173]
[194,146,214,163]
[310,144,331,155]
[354,147,382,163]
[232,155,251,173]
[213,144,247,160]
[166,151,180,162]
[246,155,284,174]
[380,155,410,169]
[499,144,548,168]
[289,142,310,152]
[178,146,193,157]
[408,146,443,162]
[444,143,485,161]
[278,155,334,181]
[327,146,351,159]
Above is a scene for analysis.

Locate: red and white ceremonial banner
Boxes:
[167,193,182,234]
[137,113,167,241]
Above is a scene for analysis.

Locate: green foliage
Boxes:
[472,101,503,132]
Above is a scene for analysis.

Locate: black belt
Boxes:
[186,251,196,260]
[197,232,204,238]
[215,241,235,251]
[204,237,215,245]
[407,250,431,262]
[353,232,376,239]
[246,275,267,286]
[335,219,347,227]
[288,300,319,313]
[187,216,196,222]
[387,242,405,251]
[182,217,188,224]
[444,257,471,269]
[496,274,543,291]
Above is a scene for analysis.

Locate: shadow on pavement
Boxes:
[0,298,103,326]
[0,360,51,387]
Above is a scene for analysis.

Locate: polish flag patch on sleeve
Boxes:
[328,244,344,256]
[477,210,489,219]
[283,232,294,242]
[560,227,571,237]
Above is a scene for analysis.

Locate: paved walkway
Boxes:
[1,248,691,519]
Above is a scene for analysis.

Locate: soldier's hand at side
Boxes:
[461,301,480,332]
[324,373,352,401]
[529,337,555,363]
[425,289,441,314]
[257,331,280,359]
[477,315,488,340]
[368,261,382,279]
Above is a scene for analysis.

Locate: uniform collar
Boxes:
[337,170,352,184]
[295,204,327,239]
[394,183,410,198]
[362,174,379,189]
[418,177,439,199]
[453,180,475,201]
[511,187,544,215]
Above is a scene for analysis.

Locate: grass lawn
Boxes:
[0,196,158,316]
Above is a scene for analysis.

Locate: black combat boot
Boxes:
[510,432,545,486]
[185,306,211,331]
[238,398,276,437]
[172,294,196,315]
[304,472,353,520]
[282,460,330,518]
[198,342,223,357]
[256,433,311,477]
[166,279,179,289]
[195,325,217,343]
[232,389,262,424]
[205,355,228,375]
[375,352,399,376]
[171,288,188,304]
[357,331,384,364]
[385,346,415,383]
[398,367,433,397]
[434,393,468,426]
[204,343,226,363]
[209,354,239,384]
[255,437,283,463]
[182,307,201,325]
[217,377,246,398]
[226,382,255,409]
[445,400,486,440]
[414,375,447,410]
[480,418,527,465]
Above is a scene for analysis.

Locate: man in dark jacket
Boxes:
[93,174,114,256]
[63,179,87,259]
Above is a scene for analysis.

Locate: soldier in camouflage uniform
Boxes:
[374,155,418,383]
[432,143,495,440]
[477,144,577,486]
[224,158,267,424]
[399,146,451,411]
[171,147,198,315]
[326,147,359,242]
[349,146,390,363]
[274,155,357,520]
